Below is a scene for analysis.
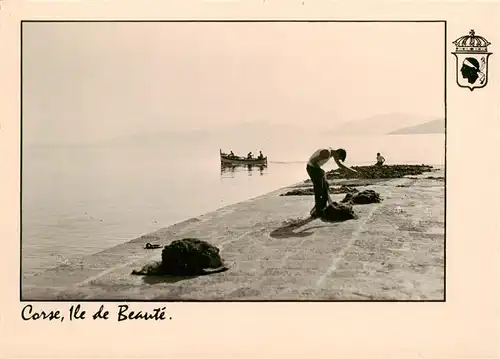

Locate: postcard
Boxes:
[0,0,498,358]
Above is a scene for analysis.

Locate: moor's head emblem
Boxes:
[452,29,492,91]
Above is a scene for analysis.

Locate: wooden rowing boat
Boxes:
[220,150,268,166]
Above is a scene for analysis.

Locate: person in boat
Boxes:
[307,147,358,218]
[247,152,253,159]
[375,152,385,166]
[229,151,235,158]
[257,151,264,159]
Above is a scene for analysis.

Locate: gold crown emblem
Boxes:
[453,29,491,53]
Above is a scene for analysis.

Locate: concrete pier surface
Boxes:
[22,167,445,301]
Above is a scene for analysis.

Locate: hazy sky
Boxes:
[23,22,444,145]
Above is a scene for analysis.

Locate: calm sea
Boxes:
[22,133,445,276]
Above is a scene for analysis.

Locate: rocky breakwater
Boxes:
[326,164,434,180]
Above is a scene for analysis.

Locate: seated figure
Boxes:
[375,152,385,166]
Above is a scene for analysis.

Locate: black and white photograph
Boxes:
[21,20,446,301]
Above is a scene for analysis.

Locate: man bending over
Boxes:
[306,147,357,218]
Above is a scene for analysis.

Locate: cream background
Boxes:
[0,1,499,358]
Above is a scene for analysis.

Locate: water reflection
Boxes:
[220,163,268,178]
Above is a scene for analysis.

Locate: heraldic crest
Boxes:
[452,29,492,91]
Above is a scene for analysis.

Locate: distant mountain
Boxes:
[326,113,441,135]
[389,119,445,135]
